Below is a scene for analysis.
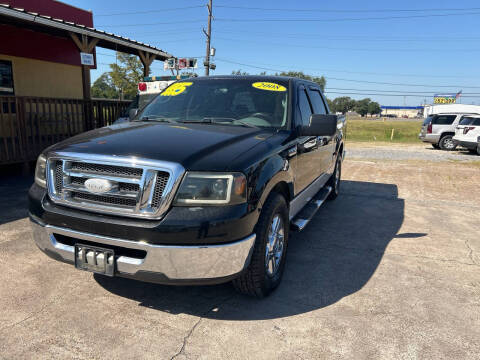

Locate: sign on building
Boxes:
[434,92,461,104]
[80,52,94,66]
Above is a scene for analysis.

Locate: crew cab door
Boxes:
[293,85,325,194]
[307,86,335,175]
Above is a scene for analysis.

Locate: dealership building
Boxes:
[381,106,424,118]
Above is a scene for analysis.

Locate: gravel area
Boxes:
[346,142,479,162]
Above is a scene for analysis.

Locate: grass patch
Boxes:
[345,118,422,143]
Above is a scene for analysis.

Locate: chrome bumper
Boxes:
[30,217,256,283]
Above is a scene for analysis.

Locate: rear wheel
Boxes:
[327,155,342,201]
[233,193,289,298]
[439,135,456,151]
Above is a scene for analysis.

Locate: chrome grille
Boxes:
[70,162,142,178]
[72,192,137,207]
[46,153,185,219]
[152,172,170,208]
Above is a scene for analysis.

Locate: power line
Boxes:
[95,5,204,16]
[96,19,205,27]
[214,5,480,13]
[216,11,480,23]
[215,58,480,89]
[326,88,480,95]
[214,36,480,53]
[215,57,470,79]
[214,29,480,42]
[324,91,480,98]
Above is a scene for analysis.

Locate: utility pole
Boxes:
[203,0,213,76]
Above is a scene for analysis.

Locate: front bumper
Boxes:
[31,216,256,285]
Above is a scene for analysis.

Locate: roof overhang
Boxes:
[0,4,174,60]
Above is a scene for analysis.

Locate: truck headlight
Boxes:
[174,172,247,205]
[34,154,47,188]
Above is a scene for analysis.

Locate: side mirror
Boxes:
[128,108,138,120]
[300,114,338,136]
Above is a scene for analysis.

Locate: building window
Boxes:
[0,60,14,95]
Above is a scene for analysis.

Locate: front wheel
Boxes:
[232,193,289,298]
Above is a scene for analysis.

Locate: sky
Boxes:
[66,0,480,106]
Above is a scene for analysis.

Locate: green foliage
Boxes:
[109,52,145,100]
[91,73,118,99]
[355,98,371,117]
[276,71,326,91]
[368,101,382,115]
[231,69,250,75]
[331,96,357,114]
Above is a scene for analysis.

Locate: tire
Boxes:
[432,144,440,150]
[232,193,289,298]
[477,146,480,156]
[439,135,457,151]
[327,155,342,201]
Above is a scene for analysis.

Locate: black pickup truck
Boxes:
[29,76,345,297]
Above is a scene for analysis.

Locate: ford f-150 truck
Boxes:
[29,76,345,297]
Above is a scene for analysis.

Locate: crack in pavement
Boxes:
[465,240,478,266]
[0,289,70,334]
[170,295,234,360]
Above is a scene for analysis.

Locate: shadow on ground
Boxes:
[0,164,33,225]
[95,180,409,320]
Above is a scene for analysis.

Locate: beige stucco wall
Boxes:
[381,108,420,118]
[0,54,83,99]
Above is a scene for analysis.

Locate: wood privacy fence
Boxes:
[0,96,131,165]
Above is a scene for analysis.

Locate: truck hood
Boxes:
[47,121,277,171]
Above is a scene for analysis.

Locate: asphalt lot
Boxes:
[0,146,479,359]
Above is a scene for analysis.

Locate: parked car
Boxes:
[452,115,480,154]
[29,76,345,298]
[419,113,480,150]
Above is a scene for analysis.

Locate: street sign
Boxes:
[187,58,198,68]
[80,52,94,66]
[178,58,187,69]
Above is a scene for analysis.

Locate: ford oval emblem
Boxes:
[84,178,115,194]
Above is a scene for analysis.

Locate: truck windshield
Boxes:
[138,79,289,128]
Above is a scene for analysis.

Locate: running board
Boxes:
[290,186,332,231]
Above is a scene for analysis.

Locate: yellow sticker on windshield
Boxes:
[252,82,286,92]
[161,82,193,96]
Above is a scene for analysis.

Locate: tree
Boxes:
[109,52,145,100]
[368,101,381,116]
[332,96,356,114]
[355,98,372,117]
[231,69,249,75]
[276,71,326,91]
[91,73,118,99]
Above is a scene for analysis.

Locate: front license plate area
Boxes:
[74,244,114,276]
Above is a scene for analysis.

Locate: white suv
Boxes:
[418,113,479,150]
[453,115,480,154]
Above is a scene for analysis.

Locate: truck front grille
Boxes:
[46,154,185,219]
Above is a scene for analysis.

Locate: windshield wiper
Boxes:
[180,117,259,128]
[137,116,177,123]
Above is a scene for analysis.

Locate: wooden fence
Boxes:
[0,96,131,165]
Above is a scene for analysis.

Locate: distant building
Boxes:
[381,106,423,118]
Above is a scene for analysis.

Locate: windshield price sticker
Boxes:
[161,82,193,96]
[252,82,287,92]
